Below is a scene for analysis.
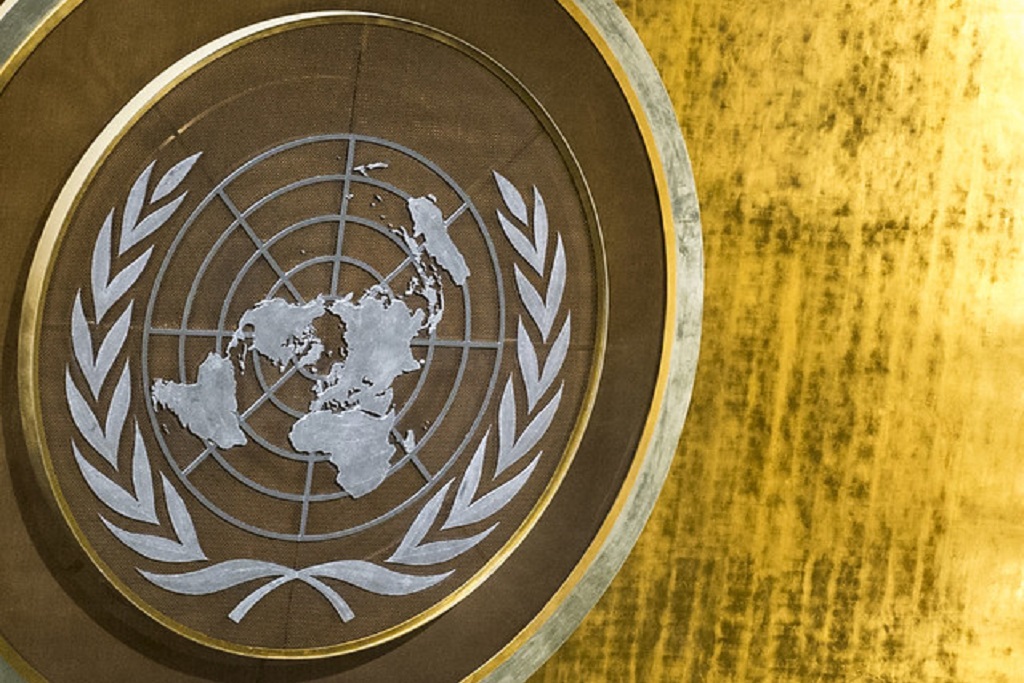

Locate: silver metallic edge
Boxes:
[0,657,17,683]
[0,0,60,67]
[479,0,704,679]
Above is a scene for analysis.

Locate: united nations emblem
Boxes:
[24,16,604,654]
[3,3,701,681]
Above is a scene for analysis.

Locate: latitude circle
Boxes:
[141,133,506,540]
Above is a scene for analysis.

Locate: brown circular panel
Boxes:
[0,1,695,681]
[26,14,604,655]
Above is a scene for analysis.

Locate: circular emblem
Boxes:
[1,2,701,681]
[23,14,604,655]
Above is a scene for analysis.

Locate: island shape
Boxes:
[151,353,247,449]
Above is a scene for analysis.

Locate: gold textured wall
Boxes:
[538,0,1024,680]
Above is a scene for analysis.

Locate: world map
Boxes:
[152,194,469,498]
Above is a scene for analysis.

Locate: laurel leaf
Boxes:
[71,294,94,394]
[141,560,293,595]
[499,386,563,476]
[70,299,91,369]
[520,314,571,412]
[305,560,452,595]
[389,480,495,565]
[65,368,112,465]
[493,171,528,224]
[162,474,205,561]
[532,186,549,273]
[391,525,496,566]
[102,516,203,563]
[388,482,451,564]
[447,452,540,530]
[498,210,542,274]
[121,160,155,248]
[121,196,185,255]
[129,424,157,524]
[443,433,489,530]
[74,441,152,523]
[102,473,203,562]
[90,213,113,322]
[515,266,553,343]
[497,378,517,474]
[89,302,134,400]
[104,363,131,462]
[517,318,542,411]
[151,152,202,204]
[545,236,568,332]
[540,315,572,402]
[93,244,149,330]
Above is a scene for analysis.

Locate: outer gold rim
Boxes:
[15,10,608,662]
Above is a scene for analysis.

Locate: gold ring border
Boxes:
[14,10,609,663]
[0,0,85,92]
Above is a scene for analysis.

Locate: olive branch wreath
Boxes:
[64,154,571,625]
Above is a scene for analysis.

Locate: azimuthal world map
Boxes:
[151,188,470,501]
[140,135,527,548]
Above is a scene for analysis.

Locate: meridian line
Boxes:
[241,364,301,419]
[445,201,469,228]
[332,140,357,296]
[218,190,305,303]
[299,460,316,538]
[251,355,307,420]
[389,425,431,481]
[409,455,431,481]
[183,446,216,476]
[383,255,416,284]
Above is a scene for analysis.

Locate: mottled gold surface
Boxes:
[538,0,1024,680]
